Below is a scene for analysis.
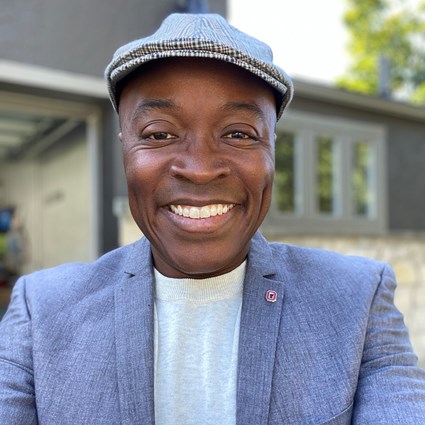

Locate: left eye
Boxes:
[223,131,251,139]
[222,131,259,146]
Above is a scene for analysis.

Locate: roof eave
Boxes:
[292,78,425,122]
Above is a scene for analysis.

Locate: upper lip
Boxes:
[164,198,238,207]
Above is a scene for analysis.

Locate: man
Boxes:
[1,13,424,425]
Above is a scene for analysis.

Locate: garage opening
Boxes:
[0,91,101,315]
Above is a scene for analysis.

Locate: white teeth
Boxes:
[169,203,234,219]
[189,207,200,219]
[200,206,210,218]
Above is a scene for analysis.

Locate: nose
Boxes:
[169,138,231,184]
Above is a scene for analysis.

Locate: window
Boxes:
[275,131,296,213]
[352,141,374,218]
[316,135,337,215]
[265,111,387,235]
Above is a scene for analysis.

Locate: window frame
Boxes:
[263,111,388,236]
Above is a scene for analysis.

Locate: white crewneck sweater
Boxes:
[154,261,246,425]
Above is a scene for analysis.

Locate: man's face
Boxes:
[119,58,276,278]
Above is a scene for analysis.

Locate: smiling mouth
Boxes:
[169,203,235,219]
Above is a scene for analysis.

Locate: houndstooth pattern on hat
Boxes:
[105,13,293,120]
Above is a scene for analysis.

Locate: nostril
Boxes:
[169,158,231,183]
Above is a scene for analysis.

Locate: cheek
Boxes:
[254,153,275,193]
[123,148,173,219]
[254,155,275,215]
[123,146,157,186]
[261,167,275,209]
[124,158,144,194]
[123,151,156,208]
[123,157,157,234]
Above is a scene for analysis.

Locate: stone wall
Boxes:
[267,233,425,368]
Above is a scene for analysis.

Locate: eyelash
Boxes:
[223,131,257,141]
[145,132,175,140]
[138,130,260,147]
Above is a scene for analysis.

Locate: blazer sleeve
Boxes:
[0,277,38,425]
[353,264,425,424]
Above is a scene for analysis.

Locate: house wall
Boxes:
[386,120,425,230]
[0,0,227,78]
[287,97,425,232]
[38,126,92,268]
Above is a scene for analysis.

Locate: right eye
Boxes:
[145,132,176,140]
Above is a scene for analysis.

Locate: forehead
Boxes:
[118,58,278,115]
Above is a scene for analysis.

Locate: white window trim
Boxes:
[263,111,388,236]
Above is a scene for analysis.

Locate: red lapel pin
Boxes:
[265,290,277,303]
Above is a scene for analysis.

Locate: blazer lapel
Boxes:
[114,237,155,425]
[237,233,285,425]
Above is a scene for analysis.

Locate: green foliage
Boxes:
[411,83,425,104]
[352,141,371,217]
[337,0,425,104]
[316,136,334,214]
[275,132,295,213]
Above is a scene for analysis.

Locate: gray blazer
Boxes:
[1,232,424,424]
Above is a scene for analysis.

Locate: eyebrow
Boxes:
[131,98,178,121]
[221,102,266,121]
[129,99,266,122]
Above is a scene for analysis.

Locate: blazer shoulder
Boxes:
[25,240,136,279]
[269,240,387,273]
[18,237,148,307]
[266,240,392,299]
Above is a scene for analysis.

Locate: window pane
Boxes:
[316,136,335,214]
[275,131,296,213]
[352,141,373,217]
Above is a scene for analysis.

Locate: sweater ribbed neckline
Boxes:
[154,261,246,302]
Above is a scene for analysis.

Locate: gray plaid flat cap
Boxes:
[105,13,293,120]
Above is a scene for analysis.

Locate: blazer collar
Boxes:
[121,236,153,276]
[114,236,155,425]
[237,232,285,425]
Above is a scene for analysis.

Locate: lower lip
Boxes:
[162,207,237,234]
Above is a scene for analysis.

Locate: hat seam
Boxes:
[106,47,293,118]
[108,39,274,73]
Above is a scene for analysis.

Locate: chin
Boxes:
[163,253,242,279]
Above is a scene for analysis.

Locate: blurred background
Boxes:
[0,0,424,367]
